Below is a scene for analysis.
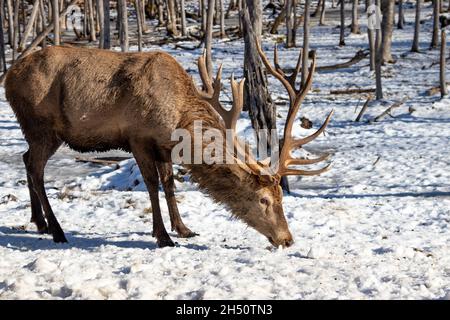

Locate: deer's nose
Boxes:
[283,238,294,248]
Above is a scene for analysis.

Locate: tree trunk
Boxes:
[319,0,326,25]
[219,0,225,37]
[440,29,447,97]
[135,0,143,51]
[103,0,111,49]
[301,0,310,87]
[397,0,404,29]
[375,0,383,99]
[141,0,149,33]
[6,0,13,45]
[97,0,105,48]
[12,0,19,60]
[381,0,394,63]
[180,0,187,36]
[285,0,295,47]
[204,0,215,78]
[431,0,440,48]
[339,0,345,46]
[351,0,359,34]
[0,0,6,73]
[118,0,129,51]
[53,0,60,45]
[87,0,96,41]
[19,0,40,51]
[366,0,375,70]
[167,0,179,36]
[412,0,421,52]
[202,0,207,32]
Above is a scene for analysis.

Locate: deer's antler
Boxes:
[257,42,333,176]
[196,50,245,131]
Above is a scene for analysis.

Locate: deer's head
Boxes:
[193,45,333,248]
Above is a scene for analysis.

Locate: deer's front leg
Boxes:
[131,142,174,248]
[156,161,197,238]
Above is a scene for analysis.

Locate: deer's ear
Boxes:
[256,174,279,186]
[223,165,246,181]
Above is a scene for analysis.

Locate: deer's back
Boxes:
[5,46,198,152]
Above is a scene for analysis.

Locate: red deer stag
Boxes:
[4,44,332,248]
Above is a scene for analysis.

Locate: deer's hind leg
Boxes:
[131,141,175,248]
[156,161,197,238]
[24,134,66,243]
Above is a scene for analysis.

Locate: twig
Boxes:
[355,95,373,122]
[331,88,376,95]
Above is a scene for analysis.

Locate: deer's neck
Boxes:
[176,101,248,211]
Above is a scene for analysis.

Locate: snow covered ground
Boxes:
[1,2,450,299]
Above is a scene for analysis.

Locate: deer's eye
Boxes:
[260,198,270,206]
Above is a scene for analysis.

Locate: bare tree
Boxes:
[135,0,143,51]
[0,0,6,73]
[412,0,421,52]
[118,0,129,52]
[375,0,383,99]
[52,0,60,45]
[6,0,13,45]
[319,0,327,25]
[398,0,404,29]
[180,0,187,36]
[440,29,448,97]
[366,0,375,70]
[87,0,96,41]
[351,0,360,34]
[167,0,179,36]
[302,0,311,87]
[285,0,296,47]
[339,0,345,46]
[431,0,440,48]
[204,0,215,78]
[381,0,395,63]
[103,0,111,49]
[19,0,40,51]
[219,0,225,38]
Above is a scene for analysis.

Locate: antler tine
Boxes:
[285,153,330,166]
[280,163,332,176]
[273,45,286,77]
[197,50,213,95]
[291,110,334,149]
[282,50,317,146]
[227,74,245,131]
[278,51,333,177]
[286,48,302,89]
[256,41,296,103]
[210,63,223,103]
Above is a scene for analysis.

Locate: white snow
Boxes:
[0,2,450,299]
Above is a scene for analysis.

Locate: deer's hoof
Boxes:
[36,223,49,234]
[157,237,175,248]
[52,232,68,243]
[177,228,198,238]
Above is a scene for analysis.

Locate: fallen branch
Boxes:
[284,49,369,73]
[369,98,408,123]
[331,88,376,95]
